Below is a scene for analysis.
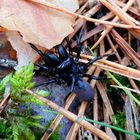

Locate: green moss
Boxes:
[46,119,61,140]
[113,112,126,129]
[112,74,131,88]
[49,124,61,140]
[0,63,49,140]
[0,119,12,139]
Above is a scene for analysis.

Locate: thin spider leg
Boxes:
[35,79,57,87]
[79,73,107,80]
[84,54,111,69]
[65,37,73,60]
[29,43,47,62]
[35,63,49,71]
[70,76,75,92]
[56,44,68,61]
[75,25,85,63]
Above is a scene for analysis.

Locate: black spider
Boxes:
[29,28,109,101]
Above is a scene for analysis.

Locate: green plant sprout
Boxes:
[0,63,49,140]
[113,112,126,129]
[106,71,140,106]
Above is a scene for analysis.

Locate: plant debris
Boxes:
[0,0,140,140]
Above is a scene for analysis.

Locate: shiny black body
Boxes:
[30,28,108,101]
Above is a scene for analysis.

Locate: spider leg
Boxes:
[70,76,75,92]
[56,44,68,61]
[84,54,111,69]
[79,73,107,80]
[29,43,47,62]
[75,25,85,63]
[35,63,49,71]
[30,43,60,67]
[65,37,73,60]
[35,79,57,87]
[64,77,75,101]
[74,23,87,63]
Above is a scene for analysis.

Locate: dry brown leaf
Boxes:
[6,31,37,69]
[0,0,78,49]
[0,0,78,69]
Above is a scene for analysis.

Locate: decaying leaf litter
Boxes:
[0,0,140,139]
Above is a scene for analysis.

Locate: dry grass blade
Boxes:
[111,29,140,67]
[96,81,114,121]
[111,31,140,59]
[101,0,139,25]
[104,107,117,140]
[26,89,113,140]
[79,55,140,81]
[91,0,137,50]
[26,0,140,29]
[0,94,10,111]
[98,12,114,22]
[100,0,140,39]
[66,102,88,140]
[93,89,98,140]
[110,85,140,95]
[116,0,140,17]
[106,34,122,64]
[130,100,140,133]
[70,4,102,39]
[125,97,135,140]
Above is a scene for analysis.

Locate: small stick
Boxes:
[106,35,122,64]
[103,106,117,140]
[79,57,140,81]
[66,102,88,140]
[96,81,114,121]
[26,89,112,140]
[91,0,137,50]
[41,93,76,140]
[93,89,99,140]
[110,85,140,95]
[101,0,140,25]
[0,94,10,112]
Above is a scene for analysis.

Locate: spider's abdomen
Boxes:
[73,79,94,101]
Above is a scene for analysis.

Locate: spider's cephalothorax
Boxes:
[30,28,109,101]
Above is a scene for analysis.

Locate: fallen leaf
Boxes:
[0,0,79,69]
[6,31,37,70]
[0,0,78,49]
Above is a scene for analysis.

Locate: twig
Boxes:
[96,81,114,121]
[103,107,117,140]
[0,94,10,112]
[66,102,88,140]
[91,0,137,50]
[26,89,112,140]
[125,97,135,140]
[78,54,140,81]
[100,0,139,25]
[110,85,140,95]
[93,89,98,140]
[26,0,140,29]
[0,58,17,68]
[41,93,76,140]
